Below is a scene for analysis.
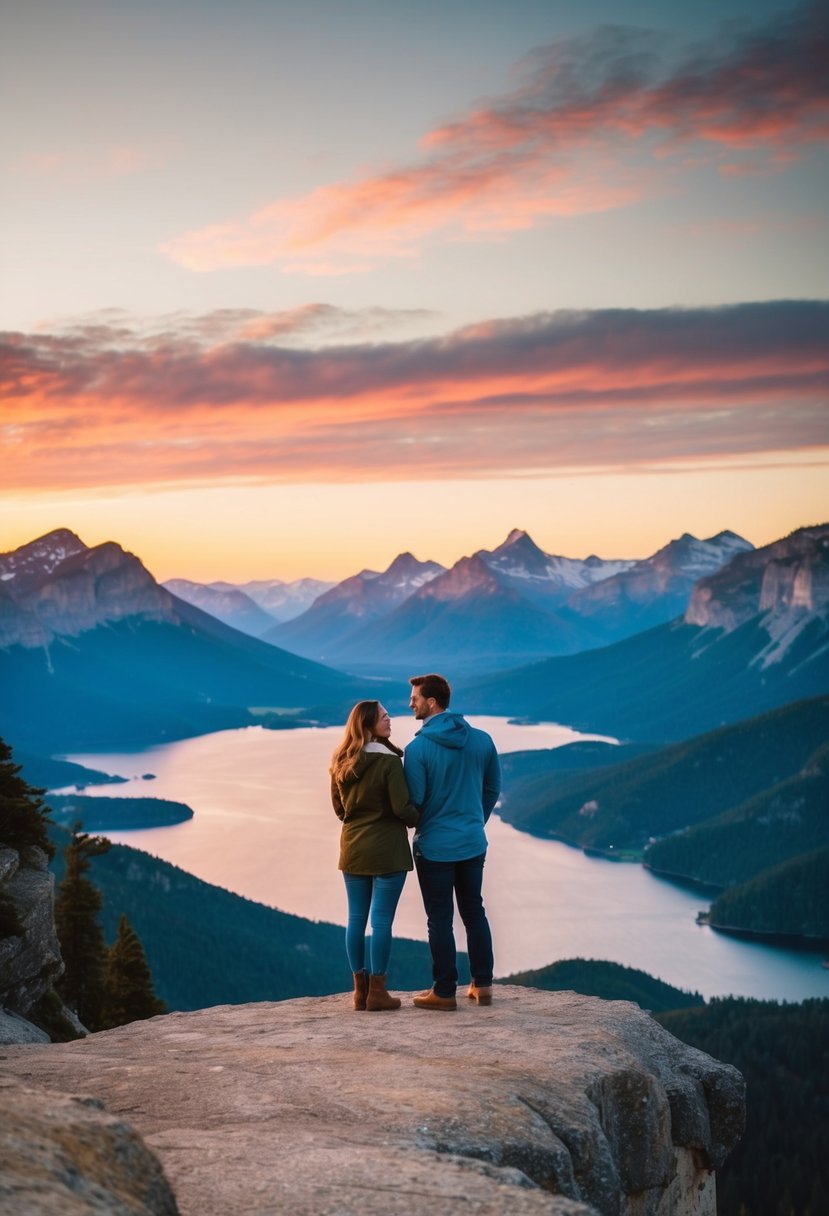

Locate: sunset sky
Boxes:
[1,0,827,581]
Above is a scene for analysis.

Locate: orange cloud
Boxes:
[2,301,828,492]
[161,3,829,273]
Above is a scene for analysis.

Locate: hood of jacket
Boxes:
[416,712,470,749]
[339,742,400,787]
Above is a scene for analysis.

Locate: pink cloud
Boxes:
[161,3,829,273]
[2,301,827,491]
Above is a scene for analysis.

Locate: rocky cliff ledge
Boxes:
[0,988,743,1216]
[0,846,63,1019]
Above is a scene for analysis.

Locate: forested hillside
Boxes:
[645,742,829,888]
[48,827,436,1010]
[658,999,829,1216]
[708,846,829,944]
[498,696,829,855]
[500,957,703,1012]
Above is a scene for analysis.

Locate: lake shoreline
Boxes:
[61,719,829,1002]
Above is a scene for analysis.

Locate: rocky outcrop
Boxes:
[0,1076,178,1215]
[0,846,63,1022]
[685,524,829,640]
[2,987,745,1216]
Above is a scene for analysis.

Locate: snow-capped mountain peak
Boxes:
[482,529,634,594]
[0,528,89,594]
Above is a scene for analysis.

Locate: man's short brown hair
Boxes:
[409,673,451,709]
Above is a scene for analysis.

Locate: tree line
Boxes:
[0,737,164,1036]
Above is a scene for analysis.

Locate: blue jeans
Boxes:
[414,851,493,997]
[342,871,407,976]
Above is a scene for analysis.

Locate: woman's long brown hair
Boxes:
[330,700,382,783]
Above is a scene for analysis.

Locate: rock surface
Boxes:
[0,846,63,1018]
[685,523,829,650]
[0,1007,50,1044]
[0,988,744,1216]
[0,1075,178,1215]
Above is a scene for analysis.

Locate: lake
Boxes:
[65,717,829,1002]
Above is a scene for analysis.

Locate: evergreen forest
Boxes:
[658,998,829,1216]
[501,956,704,1011]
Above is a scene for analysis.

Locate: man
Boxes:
[404,673,501,1011]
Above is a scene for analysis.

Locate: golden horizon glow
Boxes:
[1,455,826,584]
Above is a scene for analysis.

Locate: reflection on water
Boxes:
[66,718,828,1002]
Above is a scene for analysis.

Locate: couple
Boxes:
[330,673,501,1013]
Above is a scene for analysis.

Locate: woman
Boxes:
[330,700,419,1011]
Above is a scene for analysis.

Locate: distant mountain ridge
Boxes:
[163,579,278,638]
[4,521,825,751]
[265,527,752,671]
[564,530,752,644]
[463,524,829,739]
[267,550,446,660]
[163,574,334,635]
[0,530,363,752]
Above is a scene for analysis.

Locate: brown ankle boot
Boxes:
[413,988,457,1011]
[467,982,493,1006]
[353,971,368,1011]
[365,973,401,1012]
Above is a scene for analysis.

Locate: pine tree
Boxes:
[54,822,111,1030]
[101,914,166,1028]
[0,736,54,858]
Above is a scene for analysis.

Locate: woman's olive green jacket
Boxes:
[331,742,420,874]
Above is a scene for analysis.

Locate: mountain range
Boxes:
[463,524,829,741]
[266,550,446,662]
[0,530,363,752]
[163,574,334,637]
[262,527,753,672]
[1,521,827,754]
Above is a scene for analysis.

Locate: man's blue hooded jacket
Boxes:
[404,712,501,861]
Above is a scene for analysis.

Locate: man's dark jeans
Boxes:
[414,850,494,997]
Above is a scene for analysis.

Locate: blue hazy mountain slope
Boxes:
[266,550,446,660]
[0,531,367,752]
[163,578,278,637]
[462,525,829,740]
[561,530,752,644]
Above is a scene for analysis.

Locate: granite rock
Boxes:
[0,847,63,1017]
[1,987,744,1216]
[0,1075,178,1215]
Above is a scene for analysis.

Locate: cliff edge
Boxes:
[1,987,744,1216]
